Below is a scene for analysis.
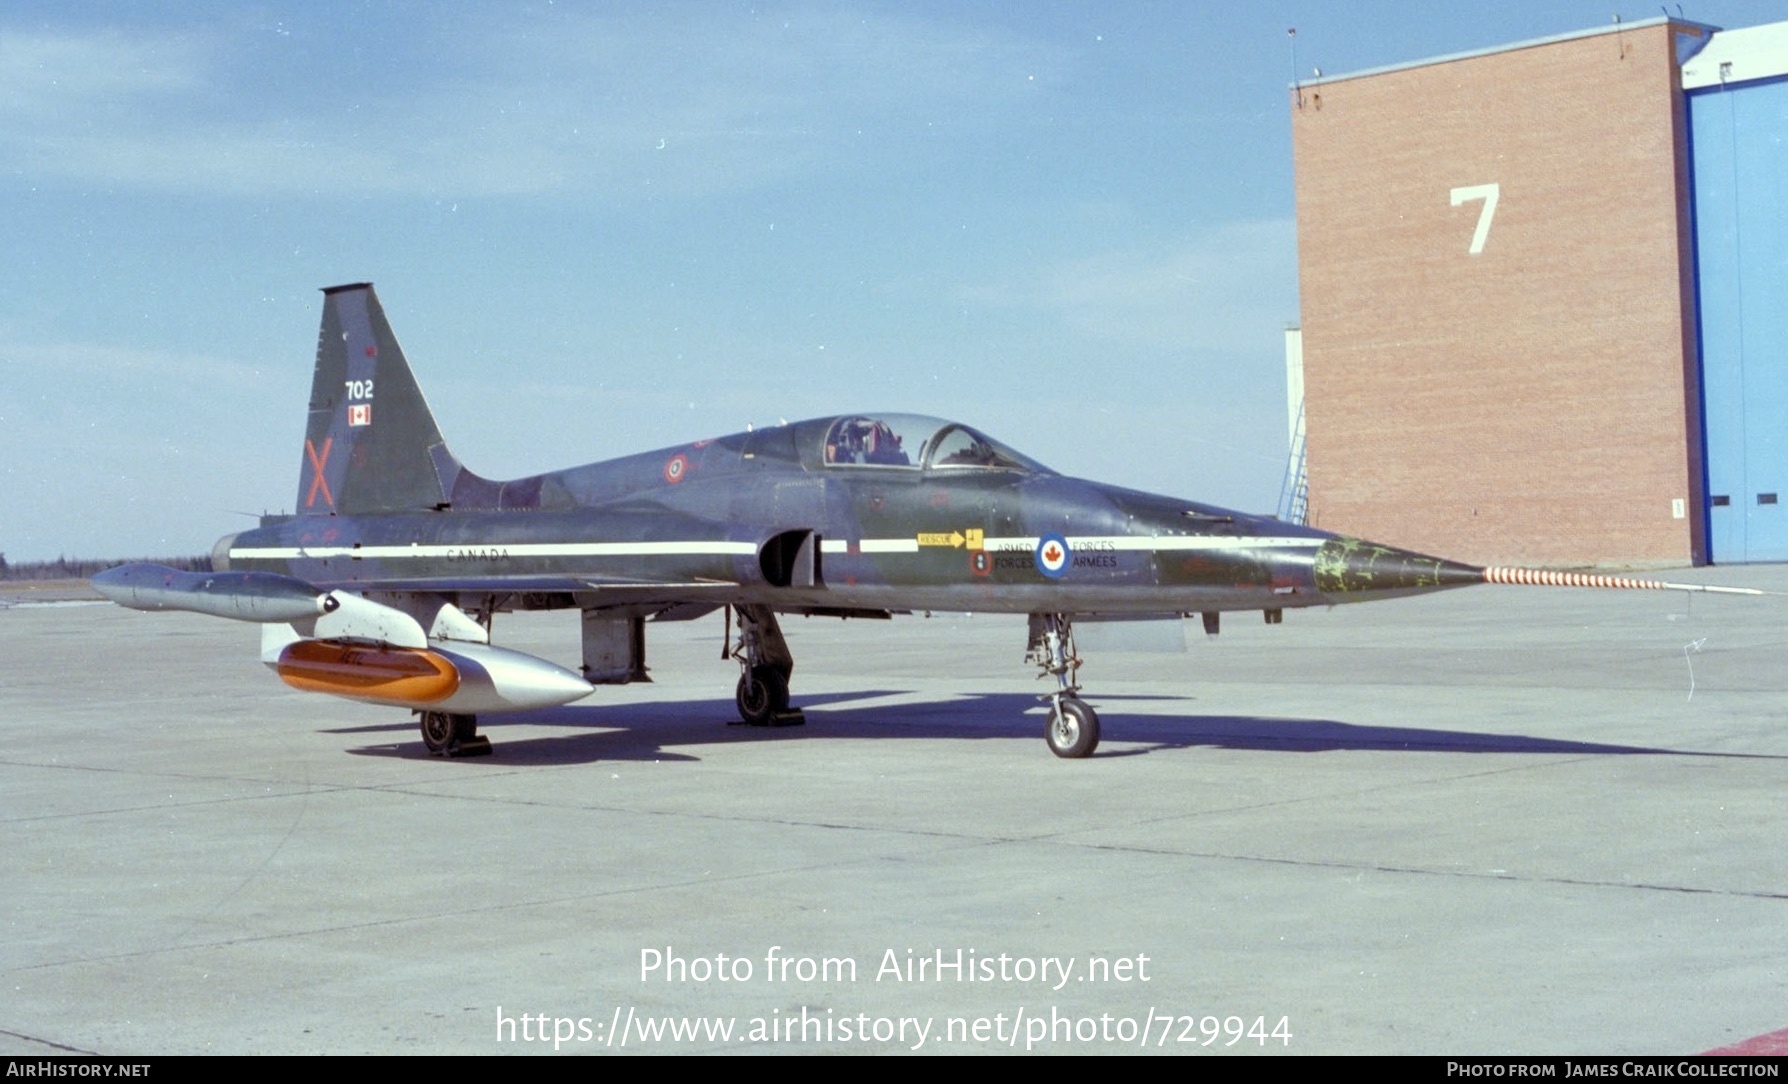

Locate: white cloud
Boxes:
[1,338,267,388]
[0,29,207,114]
[0,8,1063,200]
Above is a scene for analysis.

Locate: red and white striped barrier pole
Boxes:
[1481,566,1766,595]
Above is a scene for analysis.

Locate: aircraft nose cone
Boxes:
[1311,537,1483,600]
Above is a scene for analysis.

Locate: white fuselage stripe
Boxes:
[231,541,759,560]
[818,535,1319,554]
[235,536,1320,561]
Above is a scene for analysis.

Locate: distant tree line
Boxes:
[0,553,211,581]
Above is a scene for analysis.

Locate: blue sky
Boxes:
[1,1,1774,561]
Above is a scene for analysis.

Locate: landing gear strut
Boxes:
[728,605,803,727]
[1029,613,1100,758]
[419,710,491,757]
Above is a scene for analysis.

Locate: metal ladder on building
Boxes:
[1276,400,1308,525]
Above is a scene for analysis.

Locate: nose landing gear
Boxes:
[1029,613,1099,758]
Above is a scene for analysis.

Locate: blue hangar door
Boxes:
[1692,76,1788,562]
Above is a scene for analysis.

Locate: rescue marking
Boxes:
[917,528,984,549]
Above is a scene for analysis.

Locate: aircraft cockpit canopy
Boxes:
[820,414,1051,474]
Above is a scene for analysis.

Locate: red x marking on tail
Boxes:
[304,437,334,508]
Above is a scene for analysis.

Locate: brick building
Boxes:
[1291,18,1788,566]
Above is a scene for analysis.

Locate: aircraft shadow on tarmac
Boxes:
[325,690,1736,766]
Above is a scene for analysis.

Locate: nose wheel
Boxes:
[1029,613,1100,758]
[1046,697,1100,758]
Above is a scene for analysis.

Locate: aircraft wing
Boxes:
[329,574,740,595]
[327,573,741,623]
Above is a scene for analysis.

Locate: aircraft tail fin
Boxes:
[296,283,467,516]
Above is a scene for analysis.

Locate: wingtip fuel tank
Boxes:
[92,563,339,623]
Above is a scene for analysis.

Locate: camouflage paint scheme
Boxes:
[219,287,1480,619]
[122,283,1632,759]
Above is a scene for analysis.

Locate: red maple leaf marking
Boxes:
[1044,544,1062,563]
[364,346,377,357]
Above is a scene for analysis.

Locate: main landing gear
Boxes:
[728,605,804,727]
[1029,613,1100,758]
[419,710,491,757]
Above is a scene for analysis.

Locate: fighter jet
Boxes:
[92,284,1759,758]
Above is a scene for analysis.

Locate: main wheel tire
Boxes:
[421,711,454,754]
[421,712,477,754]
[1046,698,1100,758]
[736,666,790,726]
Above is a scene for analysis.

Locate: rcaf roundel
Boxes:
[1035,533,1070,578]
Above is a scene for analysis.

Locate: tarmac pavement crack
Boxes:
[6,847,975,973]
[1062,840,1788,901]
[0,1026,99,1054]
[1046,753,1613,832]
